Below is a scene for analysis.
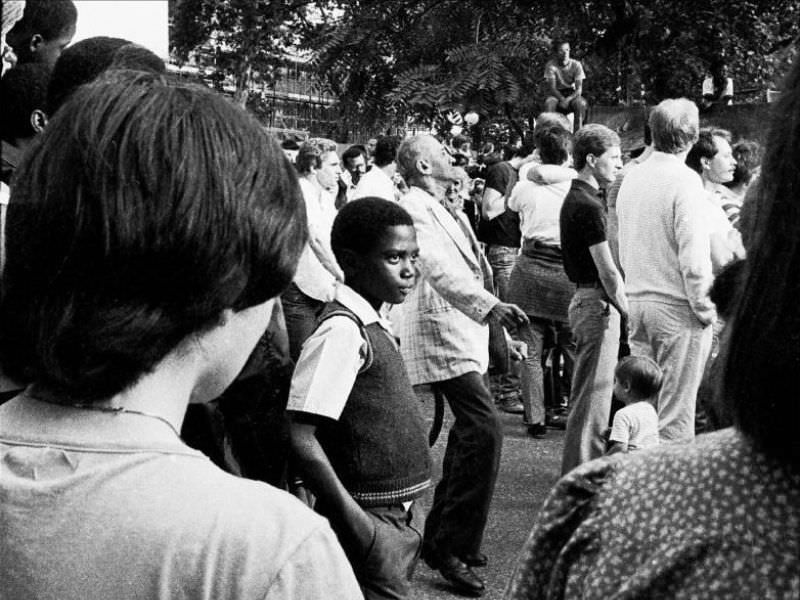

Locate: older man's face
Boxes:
[424,137,459,183]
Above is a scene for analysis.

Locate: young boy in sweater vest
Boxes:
[287,197,432,600]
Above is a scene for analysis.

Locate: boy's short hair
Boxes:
[296,137,337,175]
[537,126,573,165]
[615,356,664,400]
[373,135,401,168]
[46,36,165,115]
[0,70,306,402]
[573,124,620,170]
[0,62,51,141]
[330,197,413,265]
[6,0,76,46]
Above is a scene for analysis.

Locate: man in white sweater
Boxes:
[617,98,716,444]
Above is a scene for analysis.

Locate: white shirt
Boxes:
[287,285,395,421]
[294,177,339,302]
[353,166,397,202]
[609,401,660,450]
[617,152,716,325]
[507,179,571,245]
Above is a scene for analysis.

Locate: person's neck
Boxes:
[576,167,599,189]
[380,163,396,178]
[409,175,448,200]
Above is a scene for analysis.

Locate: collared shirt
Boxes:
[352,166,397,202]
[559,179,606,283]
[287,285,395,421]
[507,178,572,246]
[294,177,339,302]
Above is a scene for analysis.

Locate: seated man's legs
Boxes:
[568,96,588,131]
[423,371,503,560]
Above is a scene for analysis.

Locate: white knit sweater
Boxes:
[617,152,716,325]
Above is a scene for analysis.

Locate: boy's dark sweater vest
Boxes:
[316,301,431,507]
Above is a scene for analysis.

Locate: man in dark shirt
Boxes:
[559,124,627,474]
[479,143,536,413]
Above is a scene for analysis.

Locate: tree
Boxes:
[170,0,326,106]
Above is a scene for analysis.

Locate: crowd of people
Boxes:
[1,2,799,599]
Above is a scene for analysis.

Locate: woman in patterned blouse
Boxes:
[504,56,800,600]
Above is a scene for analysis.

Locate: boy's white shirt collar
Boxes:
[335,284,395,334]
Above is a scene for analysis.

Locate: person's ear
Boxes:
[30,109,48,134]
[585,153,598,169]
[29,33,44,52]
[700,155,711,171]
[415,157,432,176]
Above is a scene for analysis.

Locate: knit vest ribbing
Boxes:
[316,301,432,507]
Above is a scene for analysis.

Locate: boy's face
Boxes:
[348,225,419,309]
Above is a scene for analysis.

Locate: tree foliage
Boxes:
[307,0,798,134]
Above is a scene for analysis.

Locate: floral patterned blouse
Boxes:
[505,428,800,599]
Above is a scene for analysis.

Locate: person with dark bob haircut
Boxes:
[0,70,362,599]
[505,57,800,599]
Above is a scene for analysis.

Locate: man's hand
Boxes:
[509,339,527,362]
[488,302,529,331]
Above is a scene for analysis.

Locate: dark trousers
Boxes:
[423,371,503,558]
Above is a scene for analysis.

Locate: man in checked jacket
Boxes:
[392,134,528,597]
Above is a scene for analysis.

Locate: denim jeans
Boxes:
[628,301,713,443]
[280,282,325,362]
[517,317,575,426]
[485,244,518,302]
[561,288,620,474]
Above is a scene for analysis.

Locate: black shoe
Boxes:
[527,422,547,438]
[437,555,485,596]
[460,552,488,568]
[545,410,568,430]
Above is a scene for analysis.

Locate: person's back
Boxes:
[0,398,354,600]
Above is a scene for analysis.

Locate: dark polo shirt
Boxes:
[559,179,606,284]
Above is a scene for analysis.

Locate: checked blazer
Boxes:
[393,186,499,385]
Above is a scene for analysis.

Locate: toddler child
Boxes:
[287,197,432,600]
[606,355,663,454]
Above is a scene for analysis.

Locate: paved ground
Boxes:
[410,392,565,599]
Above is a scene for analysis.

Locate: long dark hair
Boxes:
[722,56,800,465]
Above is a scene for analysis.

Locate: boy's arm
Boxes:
[289,418,374,555]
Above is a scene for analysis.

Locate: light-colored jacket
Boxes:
[393,186,498,385]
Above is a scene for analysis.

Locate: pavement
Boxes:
[410,391,565,599]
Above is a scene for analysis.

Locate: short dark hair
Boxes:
[0,70,306,402]
[373,135,401,168]
[46,37,165,115]
[709,259,745,319]
[295,138,337,175]
[281,138,300,151]
[573,124,620,170]
[511,142,536,159]
[537,127,572,165]
[686,127,732,175]
[615,356,663,400]
[330,197,413,264]
[728,139,762,187]
[0,63,51,142]
[6,0,76,46]
[342,145,366,167]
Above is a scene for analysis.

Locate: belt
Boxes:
[576,281,602,289]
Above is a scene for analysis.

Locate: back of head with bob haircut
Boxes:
[722,57,800,466]
[295,137,338,175]
[0,70,307,402]
[615,355,663,400]
[537,126,573,166]
[648,98,699,154]
[330,197,414,266]
[573,124,620,170]
[373,135,401,168]
[686,127,732,175]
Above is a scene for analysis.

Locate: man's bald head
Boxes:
[397,135,458,187]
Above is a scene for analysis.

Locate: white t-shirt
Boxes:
[294,177,339,301]
[352,166,397,202]
[507,179,571,246]
[609,401,660,451]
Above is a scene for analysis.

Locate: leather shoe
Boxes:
[460,552,488,568]
[437,554,485,596]
[527,422,547,438]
